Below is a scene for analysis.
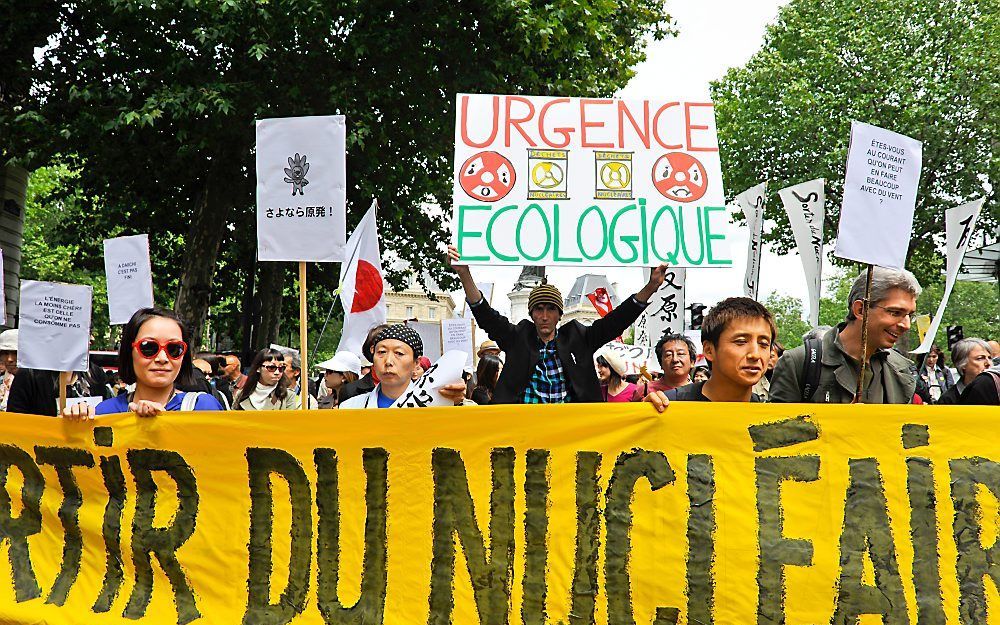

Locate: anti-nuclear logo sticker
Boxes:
[459,151,516,202]
[594,151,633,200]
[527,149,569,200]
[652,152,708,202]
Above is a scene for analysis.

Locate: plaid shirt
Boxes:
[522,334,570,404]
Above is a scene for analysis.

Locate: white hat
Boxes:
[359,355,373,368]
[316,351,361,376]
[598,348,628,378]
[0,329,17,352]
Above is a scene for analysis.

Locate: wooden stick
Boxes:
[299,261,308,411]
[853,264,875,403]
[58,371,70,413]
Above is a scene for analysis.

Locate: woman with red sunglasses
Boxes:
[233,348,301,410]
[63,307,224,418]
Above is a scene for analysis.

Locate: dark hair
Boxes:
[654,332,697,364]
[118,307,198,388]
[772,341,785,358]
[196,352,226,377]
[595,354,623,386]
[473,354,502,401]
[362,324,390,362]
[234,348,289,408]
[700,297,776,347]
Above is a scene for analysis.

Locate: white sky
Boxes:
[450,0,816,318]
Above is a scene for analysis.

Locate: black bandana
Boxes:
[373,324,423,358]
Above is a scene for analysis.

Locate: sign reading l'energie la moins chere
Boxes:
[451,94,733,267]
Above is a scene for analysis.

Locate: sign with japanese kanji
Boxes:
[392,350,467,407]
[452,94,734,268]
[635,267,686,347]
[256,115,347,262]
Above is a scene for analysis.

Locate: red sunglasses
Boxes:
[132,338,188,360]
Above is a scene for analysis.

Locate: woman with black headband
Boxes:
[62,307,224,418]
[339,324,466,409]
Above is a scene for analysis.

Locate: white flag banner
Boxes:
[779,179,826,326]
[337,201,387,355]
[393,350,467,408]
[635,267,686,347]
[256,115,347,262]
[103,234,154,325]
[17,280,92,372]
[911,198,986,354]
[835,121,922,269]
[462,282,493,319]
[441,318,474,368]
[736,183,767,299]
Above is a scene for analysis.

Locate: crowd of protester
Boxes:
[0,248,996,419]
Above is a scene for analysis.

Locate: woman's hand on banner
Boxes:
[62,402,95,420]
[129,400,167,418]
[642,390,669,413]
[636,263,671,303]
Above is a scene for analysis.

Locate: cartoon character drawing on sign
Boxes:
[283,153,310,196]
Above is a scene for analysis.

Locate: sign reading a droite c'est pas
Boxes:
[451,94,733,267]
[103,234,154,325]
[256,115,347,262]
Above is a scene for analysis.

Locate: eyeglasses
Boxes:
[872,305,917,323]
[261,364,287,373]
[133,338,188,360]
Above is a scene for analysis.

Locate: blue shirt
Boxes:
[376,388,395,409]
[95,392,224,415]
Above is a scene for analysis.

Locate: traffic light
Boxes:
[946,325,964,350]
[689,303,707,330]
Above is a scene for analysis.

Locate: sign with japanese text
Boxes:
[635,267,686,348]
[103,234,154,325]
[0,404,995,624]
[452,94,733,268]
[835,121,922,269]
[16,280,92,372]
[256,115,347,262]
[779,178,826,326]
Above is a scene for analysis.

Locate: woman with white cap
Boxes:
[596,350,638,403]
[316,351,361,409]
[0,329,17,411]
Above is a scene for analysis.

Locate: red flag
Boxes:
[586,287,614,317]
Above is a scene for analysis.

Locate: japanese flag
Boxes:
[337,200,387,355]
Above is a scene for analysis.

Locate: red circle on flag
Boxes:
[351,260,383,313]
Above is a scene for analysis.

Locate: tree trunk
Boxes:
[255,261,286,350]
[174,147,243,348]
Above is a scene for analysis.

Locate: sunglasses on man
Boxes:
[132,338,188,360]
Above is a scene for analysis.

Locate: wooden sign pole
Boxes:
[853,264,875,403]
[299,261,309,411]
[58,371,70,413]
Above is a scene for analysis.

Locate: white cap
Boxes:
[0,329,17,352]
[316,351,361,376]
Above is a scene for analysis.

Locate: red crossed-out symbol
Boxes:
[459,151,516,202]
[651,152,708,203]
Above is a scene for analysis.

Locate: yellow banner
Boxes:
[0,404,997,624]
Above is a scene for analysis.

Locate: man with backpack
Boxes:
[770,267,920,404]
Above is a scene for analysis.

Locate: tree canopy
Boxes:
[712,0,999,285]
[7,0,672,349]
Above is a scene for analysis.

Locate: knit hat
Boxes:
[528,283,563,314]
[372,324,423,358]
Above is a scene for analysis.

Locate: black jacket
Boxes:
[7,367,102,417]
[470,295,647,404]
[339,372,375,403]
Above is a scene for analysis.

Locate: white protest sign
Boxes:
[452,94,732,268]
[406,321,442,362]
[67,396,103,409]
[462,282,493,319]
[600,341,662,375]
[103,234,154,325]
[17,281,92,372]
[779,178,826,325]
[835,121,922,269]
[635,267,686,348]
[256,115,347,262]
[736,183,767,299]
[684,329,704,358]
[393,350,467,408]
[441,318,474,368]
[911,198,986,354]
